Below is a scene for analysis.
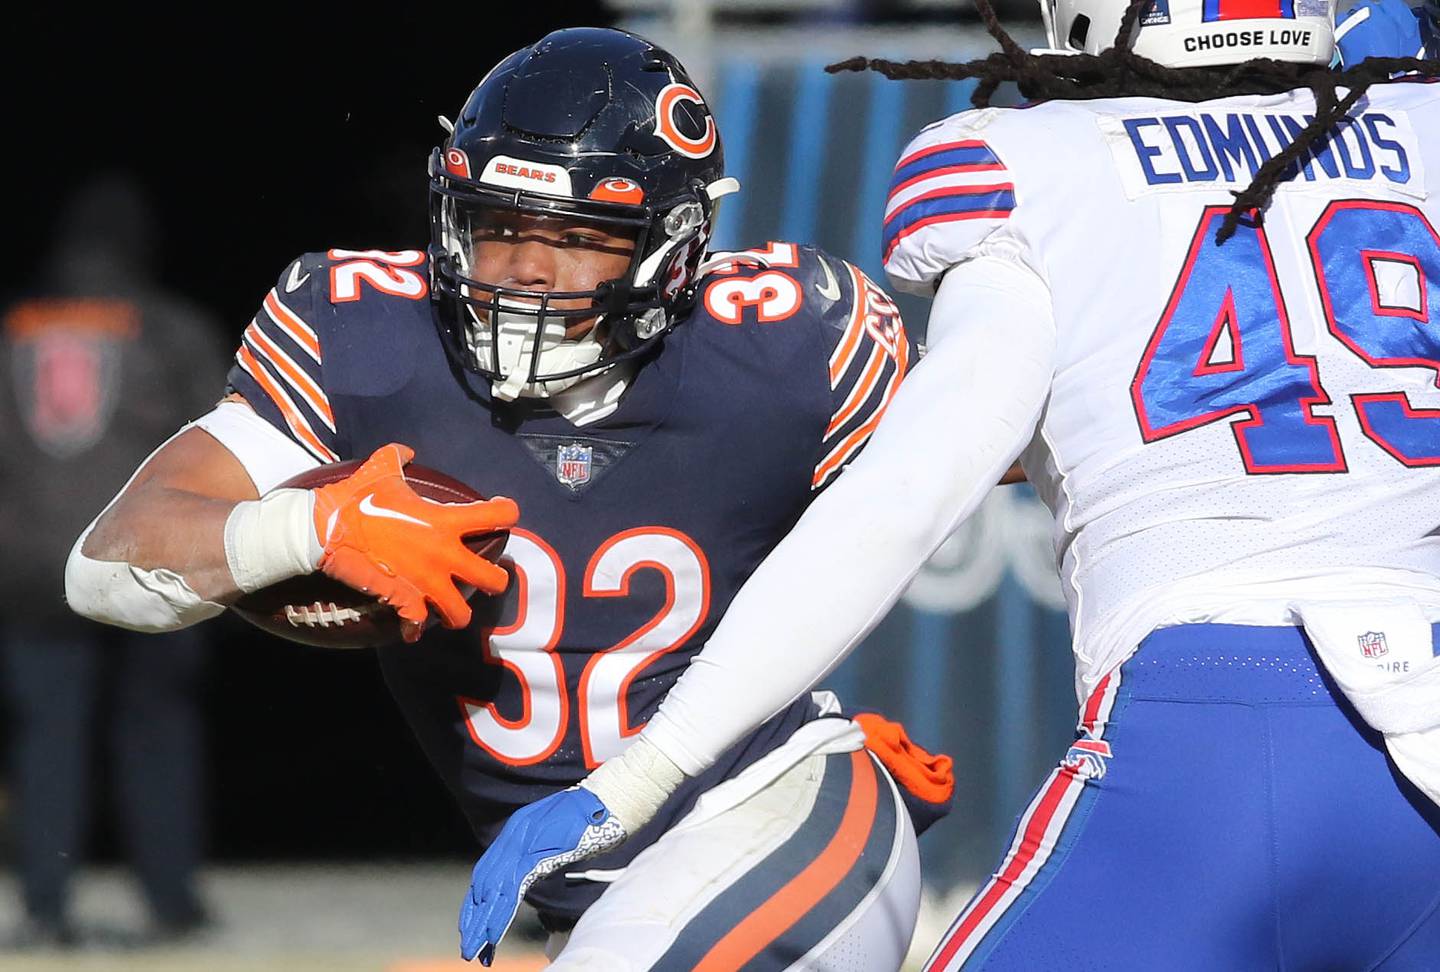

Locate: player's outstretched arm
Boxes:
[640,255,1057,778]
[68,413,518,636]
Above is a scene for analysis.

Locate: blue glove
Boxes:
[458,786,627,964]
[1336,0,1425,65]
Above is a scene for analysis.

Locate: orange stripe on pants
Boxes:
[693,750,879,972]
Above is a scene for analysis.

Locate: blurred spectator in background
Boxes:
[0,174,225,948]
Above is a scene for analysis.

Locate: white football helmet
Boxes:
[1039,0,1336,68]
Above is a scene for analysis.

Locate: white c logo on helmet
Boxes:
[653,83,717,159]
[444,148,472,179]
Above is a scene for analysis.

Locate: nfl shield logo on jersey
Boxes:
[557,443,593,488]
[1358,631,1389,659]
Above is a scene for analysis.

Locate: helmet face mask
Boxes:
[432,184,656,399]
[428,28,732,401]
[1038,0,1336,69]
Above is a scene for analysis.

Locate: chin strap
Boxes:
[492,369,528,402]
[481,307,606,401]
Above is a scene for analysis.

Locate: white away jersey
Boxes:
[885,81,1440,694]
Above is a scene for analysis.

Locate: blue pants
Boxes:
[927,623,1440,971]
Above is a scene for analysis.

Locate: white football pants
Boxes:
[547,717,921,970]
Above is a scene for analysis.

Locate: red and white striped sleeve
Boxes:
[812,255,912,491]
[882,112,1018,297]
[225,255,340,463]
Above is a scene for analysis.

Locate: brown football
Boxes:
[230,461,509,649]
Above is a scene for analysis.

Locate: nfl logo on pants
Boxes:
[1358,631,1389,659]
[557,443,593,489]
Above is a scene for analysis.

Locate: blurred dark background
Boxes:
[8,7,609,338]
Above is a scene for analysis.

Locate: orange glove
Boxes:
[311,443,519,639]
[853,711,955,805]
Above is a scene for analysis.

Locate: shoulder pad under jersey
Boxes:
[693,242,913,490]
[225,248,430,463]
[882,109,1019,297]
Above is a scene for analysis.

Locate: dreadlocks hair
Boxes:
[828,0,1440,242]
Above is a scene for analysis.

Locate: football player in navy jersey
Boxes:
[65,27,953,969]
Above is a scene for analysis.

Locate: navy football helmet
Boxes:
[429,28,736,399]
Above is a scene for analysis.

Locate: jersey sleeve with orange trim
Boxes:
[225,253,342,464]
[806,248,912,492]
[881,109,1019,298]
[691,241,913,493]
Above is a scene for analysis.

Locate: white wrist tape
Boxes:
[579,735,687,833]
[223,488,324,593]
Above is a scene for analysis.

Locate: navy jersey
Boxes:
[226,243,910,918]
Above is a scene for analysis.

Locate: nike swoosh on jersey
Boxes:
[358,493,429,527]
[285,262,312,293]
[816,256,842,302]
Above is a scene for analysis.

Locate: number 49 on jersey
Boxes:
[1132,201,1440,471]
